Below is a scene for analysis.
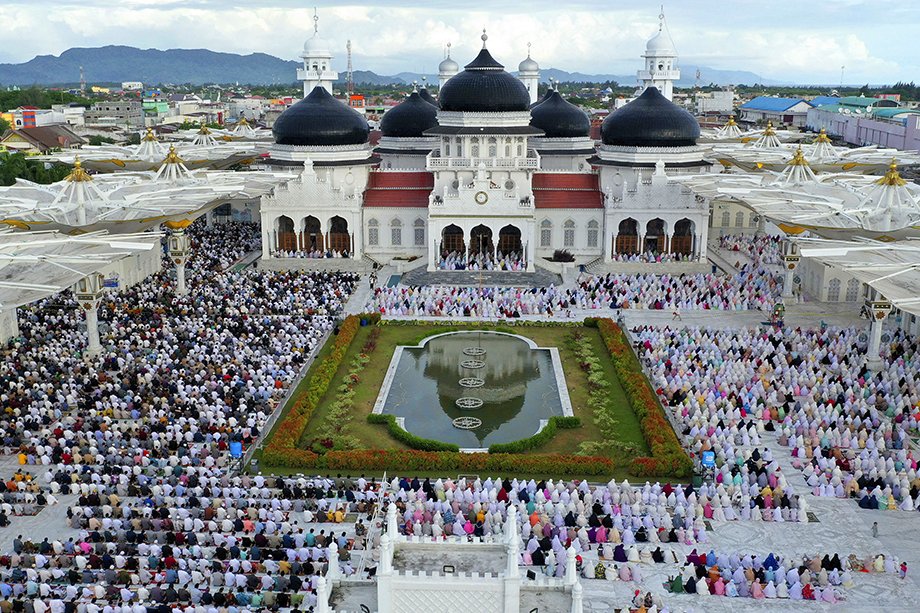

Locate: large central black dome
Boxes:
[380,91,438,138]
[601,87,699,147]
[438,47,531,113]
[530,91,590,138]
[272,86,369,146]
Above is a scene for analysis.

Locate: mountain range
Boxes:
[0,46,779,88]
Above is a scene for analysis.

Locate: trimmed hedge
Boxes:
[269,448,614,475]
[366,414,460,452]
[488,416,582,454]
[261,315,361,467]
[594,318,693,478]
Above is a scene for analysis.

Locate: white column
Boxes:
[315,575,329,613]
[782,257,799,299]
[326,546,341,582]
[377,534,393,613]
[564,546,578,586]
[571,581,584,613]
[84,306,102,358]
[868,317,884,369]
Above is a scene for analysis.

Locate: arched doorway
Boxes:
[469,224,494,257]
[303,215,322,252]
[277,216,296,251]
[672,219,694,256]
[327,216,351,254]
[615,218,638,255]
[497,225,522,255]
[441,224,465,255]
[645,218,666,253]
[214,202,231,222]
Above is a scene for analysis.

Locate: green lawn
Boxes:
[295,323,649,471]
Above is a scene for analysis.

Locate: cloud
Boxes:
[1,1,916,84]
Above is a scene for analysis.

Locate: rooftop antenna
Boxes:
[347,40,354,97]
[79,66,85,94]
[840,65,845,89]
[313,7,319,34]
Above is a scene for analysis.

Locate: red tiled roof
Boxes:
[367,172,433,189]
[364,171,433,207]
[534,191,603,208]
[533,173,603,208]
[364,189,430,208]
[532,173,599,190]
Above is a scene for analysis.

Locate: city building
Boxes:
[83,100,144,127]
[0,124,85,153]
[738,97,813,127]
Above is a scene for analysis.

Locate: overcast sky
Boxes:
[1,0,917,85]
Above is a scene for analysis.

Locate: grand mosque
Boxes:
[259,15,711,272]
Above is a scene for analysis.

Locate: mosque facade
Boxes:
[260,17,711,271]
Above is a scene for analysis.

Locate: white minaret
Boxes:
[518,42,541,105]
[438,42,459,91]
[298,10,339,97]
[637,11,680,101]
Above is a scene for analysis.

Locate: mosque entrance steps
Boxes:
[400,267,562,288]
[586,260,713,276]
[258,257,373,273]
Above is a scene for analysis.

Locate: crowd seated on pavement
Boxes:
[365,265,779,317]
[636,323,920,511]
[607,251,699,264]
[718,234,784,267]
[437,250,524,271]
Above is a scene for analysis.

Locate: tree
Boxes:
[0,151,71,186]
[0,117,10,134]
[87,135,116,146]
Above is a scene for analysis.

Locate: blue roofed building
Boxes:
[738,97,814,127]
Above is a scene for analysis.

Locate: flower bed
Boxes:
[590,317,693,477]
[262,314,361,464]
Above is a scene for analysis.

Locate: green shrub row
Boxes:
[487,416,581,454]
[366,413,460,452]
[262,315,361,467]
[595,318,693,478]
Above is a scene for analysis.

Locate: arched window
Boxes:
[368,218,379,246]
[587,220,599,248]
[749,212,758,227]
[721,211,730,227]
[846,278,861,302]
[517,144,523,156]
[563,220,576,247]
[540,219,552,247]
[471,144,479,157]
[488,137,497,157]
[445,142,451,156]
[505,145,511,157]
[414,218,425,246]
[827,278,841,302]
[455,138,463,157]
[390,218,402,246]
[735,211,745,227]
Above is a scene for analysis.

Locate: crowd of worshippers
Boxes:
[1,224,358,473]
[636,323,920,511]
[4,474,381,612]
[383,475,726,583]
[607,251,699,264]
[436,250,525,271]
[179,221,262,272]
[364,265,779,317]
[270,249,351,260]
[718,234,784,267]
[659,550,851,602]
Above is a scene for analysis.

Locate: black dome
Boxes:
[438,48,531,113]
[530,91,590,138]
[272,86,369,146]
[380,92,439,138]
[601,87,699,147]
[417,87,439,108]
[530,88,553,110]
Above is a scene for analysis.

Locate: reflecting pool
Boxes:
[378,331,567,448]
